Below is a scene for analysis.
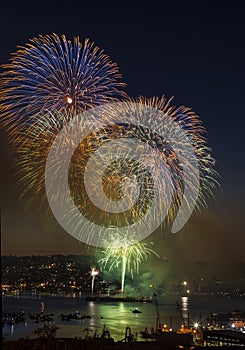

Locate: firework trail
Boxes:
[99,229,159,292]
[90,267,99,295]
[0,33,125,138]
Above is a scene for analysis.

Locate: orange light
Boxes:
[67,97,73,104]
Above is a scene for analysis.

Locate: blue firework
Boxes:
[0,33,125,133]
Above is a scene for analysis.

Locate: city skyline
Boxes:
[2,255,244,296]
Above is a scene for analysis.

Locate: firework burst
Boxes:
[0,33,126,137]
[99,229,159,292]
[13,97,219,243]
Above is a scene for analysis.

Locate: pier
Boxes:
[203,329,245,346]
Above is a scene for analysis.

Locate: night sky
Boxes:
[0,2,244,280]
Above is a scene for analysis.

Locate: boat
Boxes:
[2,312,25,325]
[132,308,142,314]
[29,313,54,322]
[85,295,152,303]
[59,312,91,321]
[60,313,71,321]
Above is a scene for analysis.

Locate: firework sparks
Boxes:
[0,33,126,138]
[99,229,159,293]
[90,267,99,295]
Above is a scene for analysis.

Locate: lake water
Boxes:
[2,294,244,341]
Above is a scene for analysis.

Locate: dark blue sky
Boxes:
[0,1,244,271]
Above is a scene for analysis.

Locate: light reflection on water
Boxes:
[2,295,244,341]
[181,296,189,327]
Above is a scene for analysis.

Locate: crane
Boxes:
[153,293,161,333]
